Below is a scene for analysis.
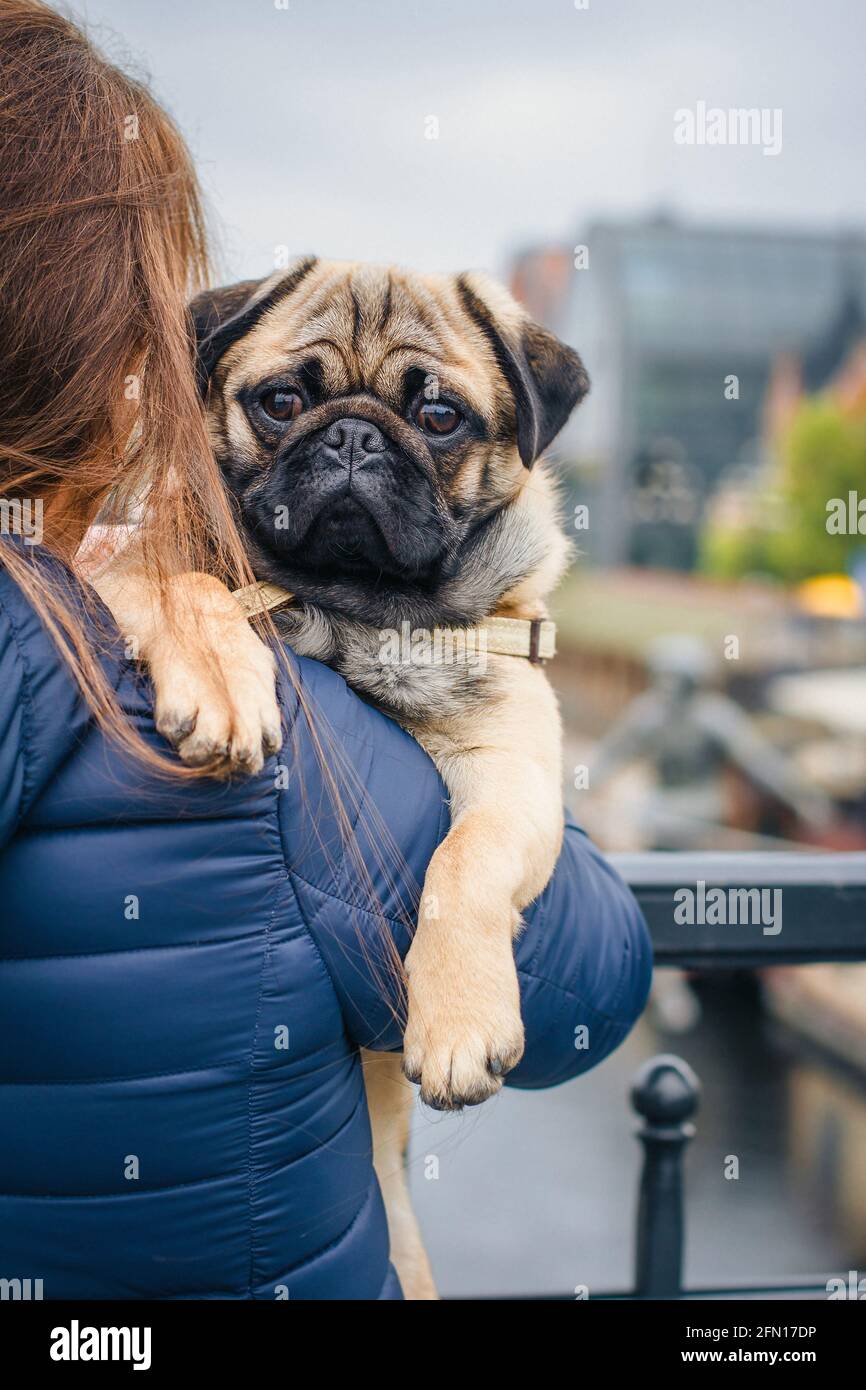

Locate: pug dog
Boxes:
[94,257,588,1299]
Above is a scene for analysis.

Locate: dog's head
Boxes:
[192,257,588,611]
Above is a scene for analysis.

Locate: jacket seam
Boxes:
[283,869,362,1042]
[0,582,36,828]
[272,764,379,1043]
[0,926,270,964]
[245,876,285,1298]
[0,1088,367,1202]
[250,782,374,1286]
[0,1173,239,1202]
[0,1063,245,1087]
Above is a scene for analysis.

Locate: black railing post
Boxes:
[631,1053,700,1299]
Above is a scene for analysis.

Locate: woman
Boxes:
[0,1,651,1298]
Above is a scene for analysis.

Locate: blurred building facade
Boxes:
[511,217,866,570]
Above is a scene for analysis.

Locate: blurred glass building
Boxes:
[511,217,866,570]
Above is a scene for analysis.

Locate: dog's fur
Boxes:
[94,258,588,1299]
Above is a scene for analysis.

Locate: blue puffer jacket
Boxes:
[0,547,651,1299]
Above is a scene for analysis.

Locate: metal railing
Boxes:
[593,853,866,1300]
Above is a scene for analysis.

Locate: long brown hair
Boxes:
[0,1,413,1029]
[0,0,256,774]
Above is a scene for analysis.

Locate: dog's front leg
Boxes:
[403,661,564,1110]
[86,545,282,774]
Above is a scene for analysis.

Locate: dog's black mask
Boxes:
[234,389,458,592]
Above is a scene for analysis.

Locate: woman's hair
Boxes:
[0,0,256,774]
[0,1,413,1015]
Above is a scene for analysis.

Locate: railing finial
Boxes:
[632,1053,700,1127]
[631,1053,700,1299]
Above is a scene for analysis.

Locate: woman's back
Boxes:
[0,1,651,1303]
[0,550,651,1298]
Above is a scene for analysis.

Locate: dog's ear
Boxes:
[190,279,264,371]
[189,257,318,394]
[457,273,589,468]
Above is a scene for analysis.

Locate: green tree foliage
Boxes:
[701,398,866,582]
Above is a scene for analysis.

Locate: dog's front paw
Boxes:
[401,926,524,1111]
[150,589,282,776]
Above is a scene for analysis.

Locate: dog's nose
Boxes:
[321,417,386,467]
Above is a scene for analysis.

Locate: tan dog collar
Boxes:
[232,581,556,663]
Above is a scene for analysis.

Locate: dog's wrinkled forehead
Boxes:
[213,260,504,418]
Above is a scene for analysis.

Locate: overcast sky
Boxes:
[70,0,866,284]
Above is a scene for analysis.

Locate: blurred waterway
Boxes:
[408,978,866,1299]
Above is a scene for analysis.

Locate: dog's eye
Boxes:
[260,388,303,422]
[415,402,462,436]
